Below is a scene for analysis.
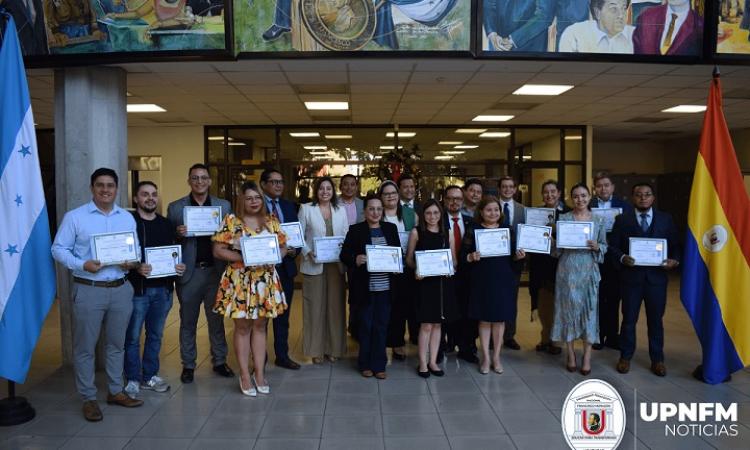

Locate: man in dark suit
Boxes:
[260,168,301,370]
[482,0,547,51]
[262,0,291,41]
[2,0,48,55]
[633,0,703,55]
[590,172,633,351]
[498,176,525,350]
[609,183,680,377]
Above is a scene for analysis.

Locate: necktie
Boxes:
[271,200,280,219]
[661,13,678,55]
[25,0,36,23]
[640,213,649,233]
[502,203,511,227]
[452,217,461,260]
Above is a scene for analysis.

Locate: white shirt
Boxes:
[500,200,514,225]
[660,7,688,51]
[559,20,634,54]
[384,214,406,232]
[597,197,612,209]
[400,199,415,209]
[447,213,466,238]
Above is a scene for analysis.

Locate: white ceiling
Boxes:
[25,59,750,141]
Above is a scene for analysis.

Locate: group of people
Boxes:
[51,165,681,423]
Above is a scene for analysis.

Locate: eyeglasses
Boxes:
[633,193,653,198]
[381,191,398,197]
[266,179,284,185]
[189,176,210,182]
[246,196,263,202]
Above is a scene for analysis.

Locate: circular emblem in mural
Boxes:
[702,225,729,253]
[561,379,626,450]
[300,0,377,51]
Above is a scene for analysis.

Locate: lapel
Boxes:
[668,10,694,54]
[652,5,667,46]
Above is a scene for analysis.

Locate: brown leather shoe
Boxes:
[82,400,102,422]
[651,361,667,377]
[616,358,630,374]
[107,392,144,407]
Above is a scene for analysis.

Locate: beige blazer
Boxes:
[298,202,350,275]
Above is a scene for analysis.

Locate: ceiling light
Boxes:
[661,105,706,113]
[439,141,463,145]
[442,151,466,155]
[480,132,511,138]
[435,155,454,160]
[513,84,574,96]
[127,104,166,113]
[228,142,246,146]
[304,101,349,110]
[564,135,583,140]
[373,155,382,159]
[386,132,416,138]
[325,135,352,139]
[309,151,328,155]
[380,145,403,150]
[454,145,478,149]
[304,145,327,150]
[472,115,514,122]
[455,128,487,134]
[290,132,320,138]
[208,136,234,141]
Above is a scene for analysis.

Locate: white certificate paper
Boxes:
[525,207,556,226]
[280,222,305,248]
[240,234,281,266]
[629,238,668,266]
[366,245,403,273]
[517,224,552,255]
[592,207,622,232]
[91,231,139,266]
[398,231,410,253]
[145,245,182,278]
[415,249,454,277]
[184,206,222,236]
[474,228,511,257]
[314,236,345,263]
[556,221,594,249]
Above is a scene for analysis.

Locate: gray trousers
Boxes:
[175,267,227,369]
[73,282,134,401]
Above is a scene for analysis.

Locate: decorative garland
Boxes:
[362,144,423,182]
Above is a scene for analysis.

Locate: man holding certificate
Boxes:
[608,183,680,377]
[167,164,234,384]
[52,168,143,421]
[497,176,525,351]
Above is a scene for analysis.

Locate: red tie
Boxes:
[452,217,462,257]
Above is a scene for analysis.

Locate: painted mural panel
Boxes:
[717,0,750,54]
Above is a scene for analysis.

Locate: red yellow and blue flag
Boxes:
[680,71,750,385]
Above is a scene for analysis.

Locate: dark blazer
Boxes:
[608,209,681,286]
[443,212,474,235]
[504,0,590,50]
[340,221,401,307]
[3,0,48,55]
[633,4,703,56]
[590,196,634,215]
[482,0,547,51]
[273,197,299,280]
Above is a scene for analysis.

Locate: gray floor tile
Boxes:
[377,379,429,395]
[277,378,330,396]
[188,438,255,450]
[325,394,380,415]
[329,379,379,395]
[124,437,192,450]
[271,395,326,415]
[136,415,209,438]
[426,377,479,395]
[1,435,70,450]
[322,414,383,436]
[198,415,266,438]
[20,413,88,436]
[381,414,443,436]
[509,432,568,450]
[320,437,385,450]
[497,409,559,434]
[384,436,451,450]
[158,395,222,415]
[449,435,517,450]
[76,414,151,437]
[380,394,436,414]
[253,438,321,450]
[59,436,130,450]
[432,393,492,413]
[261,414,323,438]
[440,412,505,435]
[485,391,548,413]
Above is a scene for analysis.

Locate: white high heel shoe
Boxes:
[253,376,270,395]
[239,377,257,397]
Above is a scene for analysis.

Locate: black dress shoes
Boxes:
[180,367,194,384]
[276,358,301,370]
[262,24,290,42]
[457,352,479,364]
[213,363,235,377]
[592,343,605,350]
[504,339,521,350]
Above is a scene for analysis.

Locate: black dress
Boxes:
[414,228,458,324]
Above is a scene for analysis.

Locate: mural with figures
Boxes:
[717,0,750,54]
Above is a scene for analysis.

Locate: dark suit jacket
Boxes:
[608,209,681,286]
[3,0,48,55]
[273,197,299,280]
[590,196,633,214]
[505,0,590,50]
[482,0,547,51]
[633,4,703,56]
[340,221,401,307]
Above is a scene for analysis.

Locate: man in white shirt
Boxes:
[559,0,635,54]
[498,176,525,350]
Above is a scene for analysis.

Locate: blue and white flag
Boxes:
[0,15,57,384]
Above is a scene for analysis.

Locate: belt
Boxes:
[73,277,127,288]
[196,262,213,268]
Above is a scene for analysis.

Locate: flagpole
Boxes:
[0,381,36,426]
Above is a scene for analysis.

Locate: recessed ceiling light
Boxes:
[472,115,514,122]
[208,136,234,141]
[513,84,574,96]
[127,104,166,113]
[564,136,583,140]
[480,132,511,138]
[661,105,706,113]
[442,150,466,155]
[439,141,463,145]
[386,132,416,138]
[290,132,320,137]
[454,145,478,149]
[228,142,246,146]
[380,145,403,150]
[325,135,352,139]
[455,129,487,134]
[304,101,349,110]
[309,151,328,155]
[304,145,327,150]
[435,155,454,160]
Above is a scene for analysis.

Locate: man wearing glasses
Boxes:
[167,164,234,383]
[260,169,301,370]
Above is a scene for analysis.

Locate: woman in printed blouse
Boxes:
[212,181,288,397]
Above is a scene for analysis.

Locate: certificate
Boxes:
[517,224,552,255]
[629,238,668,266]
[313,236,345,263]
[183,206,222,236]
[145,245,181,278]
[474,228,511,257]
[366,245,403,273]
[240,234,281,266]
[415,249,454,278]
[592,207,622,232]
[280,222,305,248]
[398,231,410,253]
[556,221,594,249]
[91,231,139,266]
[525,207,556,226]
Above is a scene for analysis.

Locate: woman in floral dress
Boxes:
[212,181,287,396]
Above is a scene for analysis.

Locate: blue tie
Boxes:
[640,213,649,233]
[502,203,511,227]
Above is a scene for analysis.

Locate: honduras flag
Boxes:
[0,14,57,384]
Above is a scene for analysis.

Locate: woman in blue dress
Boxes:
[551,183,608,376]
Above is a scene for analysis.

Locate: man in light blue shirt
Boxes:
[51,168,143,421]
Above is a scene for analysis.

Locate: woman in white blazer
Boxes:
[299,176,351,363]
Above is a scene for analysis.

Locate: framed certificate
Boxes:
[474,228,511,257]
[524,207,556,226]
[592,207,622,232]
[183,206,223,236]
[366,245,403,273]
[629,238,668,267]
[280,222,305,248]
[313,236,345,263]
[415,249,454,278]
[240,234,281,266]
[145,245,182,278]
[90,231,139,266]
[517,224,552,255]
[556,221,594,249]
[398,231,410,253]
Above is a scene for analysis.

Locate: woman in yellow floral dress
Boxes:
[212,181,287,396]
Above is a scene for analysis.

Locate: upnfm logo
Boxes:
[640,402,739,437]
[561,379,626,450]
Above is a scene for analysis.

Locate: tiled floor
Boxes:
[1,280,749,449]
